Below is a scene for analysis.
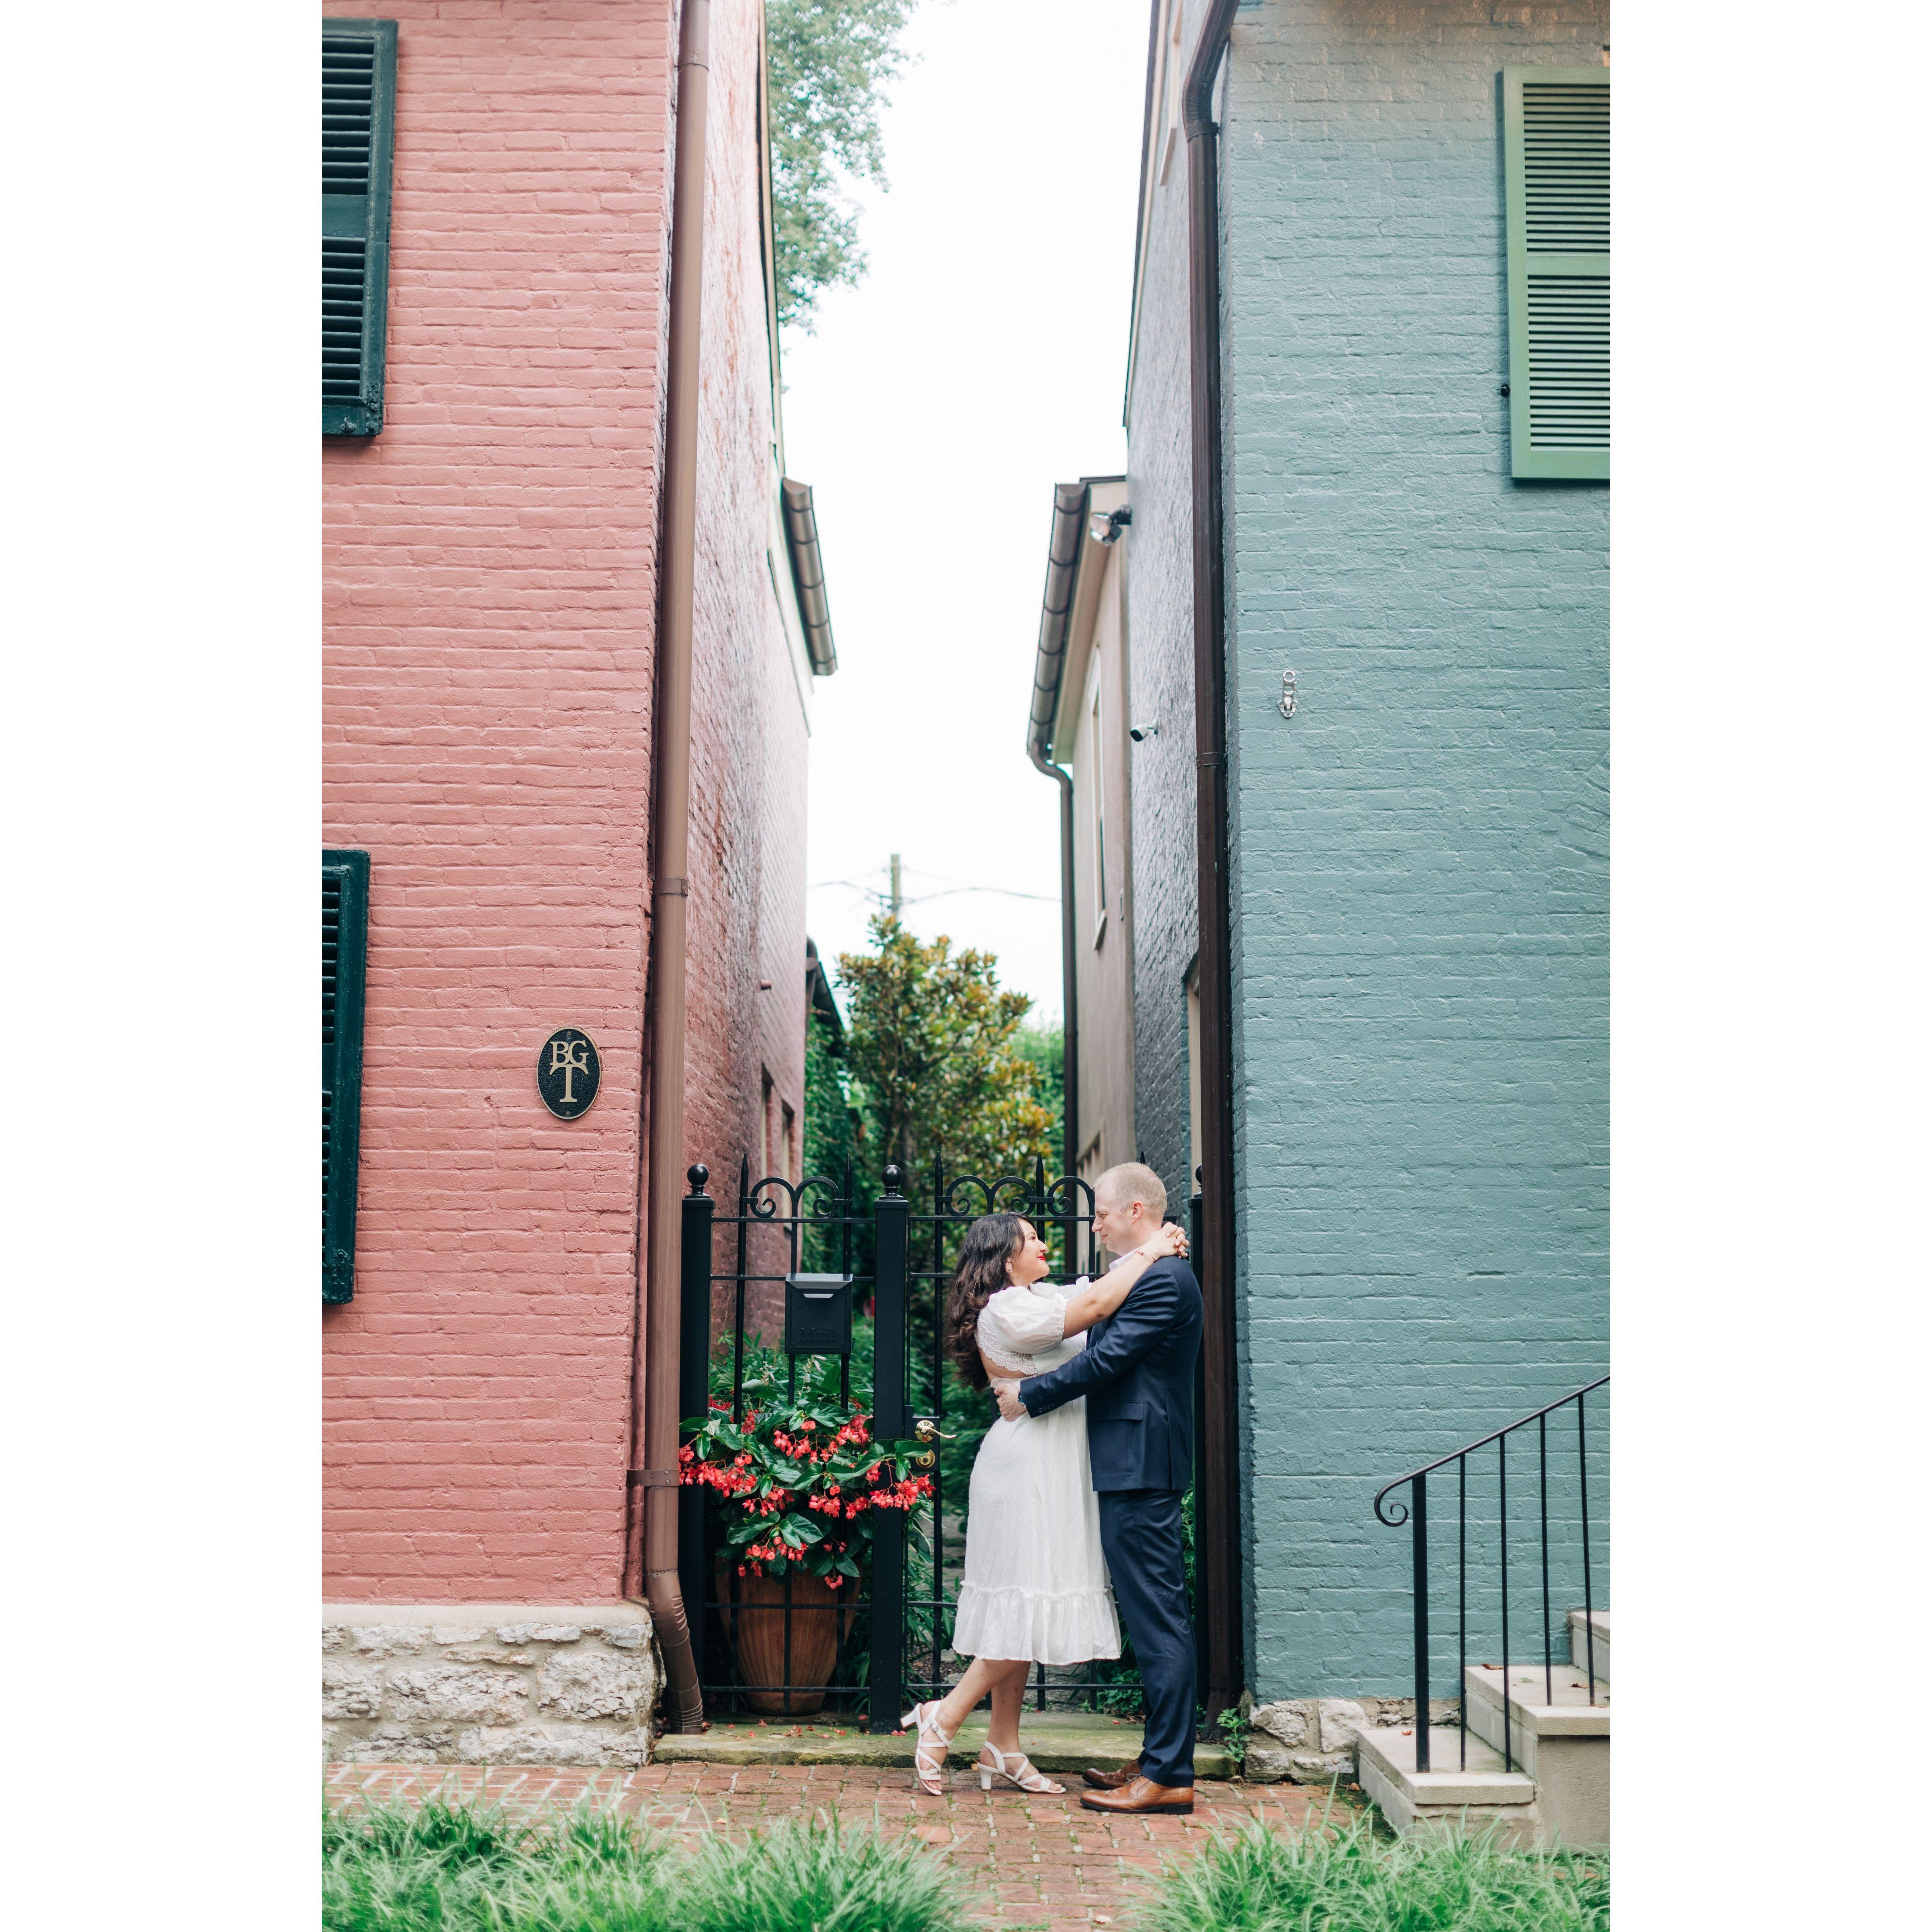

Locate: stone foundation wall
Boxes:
[324,1604,660,1767]
[1245,1695,1462,1785]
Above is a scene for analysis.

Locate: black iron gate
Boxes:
[677,1154,1151,1731]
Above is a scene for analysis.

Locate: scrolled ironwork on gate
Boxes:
[677,1153,1149,1731]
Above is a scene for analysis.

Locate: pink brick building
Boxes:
[321,3,829,1759]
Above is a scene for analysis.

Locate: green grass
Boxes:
[322,1797,975,1932]
[323,1791,1605,1932]
[1133,1813,1608,1932]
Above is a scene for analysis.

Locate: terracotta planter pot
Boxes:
[719,1562,857,1715]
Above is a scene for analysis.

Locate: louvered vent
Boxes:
[1526,276,1608,449]
[1522,84,1608,252]
[323,871,340,1245]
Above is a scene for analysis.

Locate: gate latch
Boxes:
[912,1415,954,1469]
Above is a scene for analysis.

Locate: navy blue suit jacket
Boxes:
[1017,1254,1201,1492]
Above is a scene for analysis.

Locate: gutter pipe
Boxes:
[780,479,837,675]
[629,0,709,1734]
[1027,482,1088,1182]
[1183,0,1243,1719]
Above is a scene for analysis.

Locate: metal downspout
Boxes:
[1184,0,1243,1719]
[1032,757,1079,1180]
[629,0,709,1734]
[1028,483,1090,1182]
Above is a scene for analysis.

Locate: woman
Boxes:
[902,1210,1188,1795]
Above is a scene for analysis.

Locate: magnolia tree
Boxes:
[836,913,1056,1203]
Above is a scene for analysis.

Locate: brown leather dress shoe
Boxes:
[1079,1774,1195,1815]
[1081,1756,1141,1790]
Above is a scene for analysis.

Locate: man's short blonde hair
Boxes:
[1094,1161,1167,1223]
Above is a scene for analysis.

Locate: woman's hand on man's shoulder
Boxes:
[1140,1221,1189,1263]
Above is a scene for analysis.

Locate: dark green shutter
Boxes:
[1504,67,1608,480]
[323,21,397,436]
[324,850,370,1304]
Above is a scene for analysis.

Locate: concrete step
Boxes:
[1464,1662,1610,1768]
[1464,1663,1607,1850]
[653,1707,1234,1779]
[1568,1606,1610,1686]
[1353,1724,1540,1846]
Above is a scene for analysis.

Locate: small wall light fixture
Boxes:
[1089,505,1133,545]
[1129,720,1160,743]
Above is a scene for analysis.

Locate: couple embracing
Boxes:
[903,1162,1202,1815]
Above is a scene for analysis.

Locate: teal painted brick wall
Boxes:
[1219,1,1610,1699]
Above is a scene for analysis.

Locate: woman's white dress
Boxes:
[950,1280,1121,1665]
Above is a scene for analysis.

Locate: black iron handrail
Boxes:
[1372,1374,1606,1773]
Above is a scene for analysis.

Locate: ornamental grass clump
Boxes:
[678,1815,972,1932]
[680,1353,931,1588]
[322,1796,974,1932]
[1134,1813,1608,1932]
[321,1795,673,1932]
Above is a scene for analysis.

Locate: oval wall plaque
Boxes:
[537,1028,601,1119]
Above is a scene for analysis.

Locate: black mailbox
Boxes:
[785,1273,854,1356]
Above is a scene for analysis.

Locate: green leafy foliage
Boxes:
[711,1322,877,1410]
[1137,1813,1609,1932]
[836,913,1056,1207]
[1012,1020,1065,1159]
[322,1799,973,1932]
[796,997,873,1283]
[767,0,920,329]
[682,1344,929,1585]
[800,1005,866,1271]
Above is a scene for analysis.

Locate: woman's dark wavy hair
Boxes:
[945,1212,1030,1392]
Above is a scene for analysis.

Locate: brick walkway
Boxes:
[325,1761,1365,1930]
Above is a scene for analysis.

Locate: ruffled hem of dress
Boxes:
[950,1583,1121,1667]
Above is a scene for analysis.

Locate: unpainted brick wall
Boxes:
[682,0,811,1342]
[322,0,806,1602]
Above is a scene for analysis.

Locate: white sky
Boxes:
[780,0,1150,1027]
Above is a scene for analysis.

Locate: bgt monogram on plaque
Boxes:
[537,1028,601,1119]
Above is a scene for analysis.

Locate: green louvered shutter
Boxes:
[324,850,370,1304]
[323,21,397,436]
[1504,67,1608,480]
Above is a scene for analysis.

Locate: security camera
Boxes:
[1129,721,1159,743]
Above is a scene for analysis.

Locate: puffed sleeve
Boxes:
[977,1283,1075,1357]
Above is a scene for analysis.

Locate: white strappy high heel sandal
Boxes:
[977,1743,1065,1795]
[903,1701,955,1796]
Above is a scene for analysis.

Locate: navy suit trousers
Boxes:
[1098,1488,1196,1787]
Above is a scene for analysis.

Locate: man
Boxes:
[993,1160,1202,1814]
